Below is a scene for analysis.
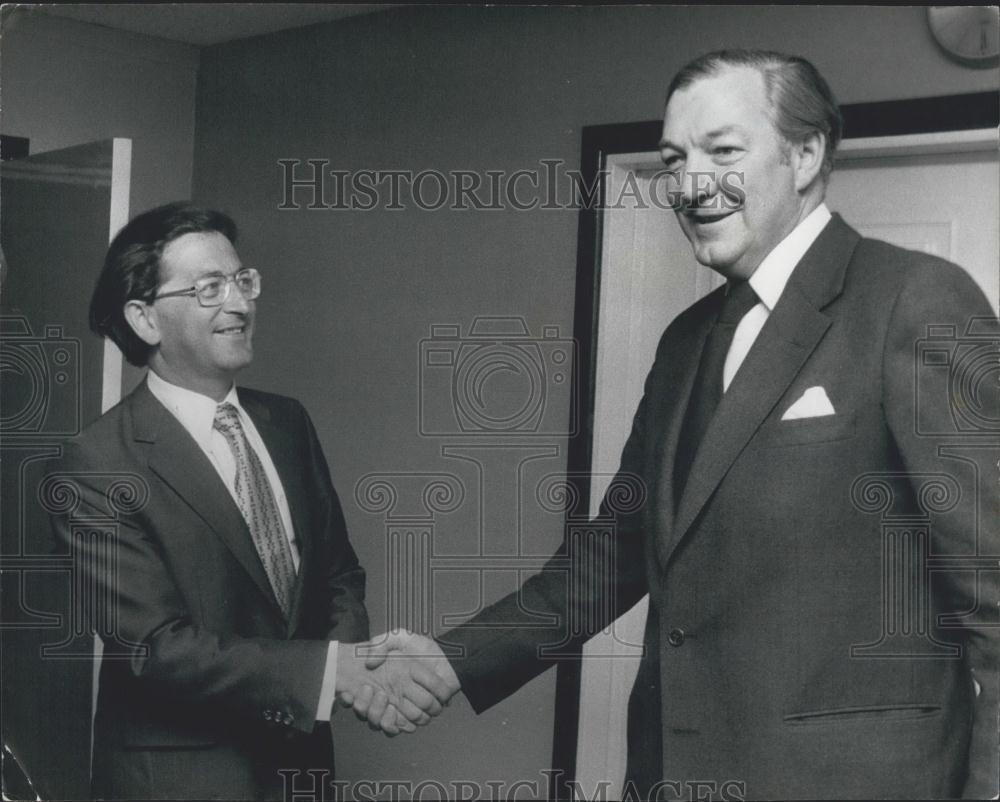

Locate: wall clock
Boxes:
[927,6,1000,65]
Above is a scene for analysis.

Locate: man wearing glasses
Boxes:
[49,203,449,800]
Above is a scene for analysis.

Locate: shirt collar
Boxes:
[146,369,242,445]
[748,204,831,311]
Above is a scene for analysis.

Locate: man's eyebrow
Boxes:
[659,124,748,151]
[192,266,241,280]
[704,125,747,139]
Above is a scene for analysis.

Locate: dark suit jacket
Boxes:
[49,380,369,800]
[443,215,999,800]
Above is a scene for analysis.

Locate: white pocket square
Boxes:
[781,386,835,420]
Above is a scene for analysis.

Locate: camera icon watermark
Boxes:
[418,316,577,437]
[915,317,999,437]
[0,315,81,439]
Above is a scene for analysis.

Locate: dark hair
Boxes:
[665,49,843,180]
[89,202,238,366]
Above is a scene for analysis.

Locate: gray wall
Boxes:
[192,5,999,791]
[1,10,200,394]
[1,9,199,222]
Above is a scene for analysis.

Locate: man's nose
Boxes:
[679,157,718,208]
[222,281,251,314]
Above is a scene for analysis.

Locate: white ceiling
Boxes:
[32,3,393,47]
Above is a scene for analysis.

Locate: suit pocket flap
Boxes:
[784,703,941,725]
[119,721,219,750]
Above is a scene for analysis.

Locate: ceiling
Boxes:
[32,3,394,47]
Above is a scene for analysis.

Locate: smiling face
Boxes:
[144,231,255,399]
[660,66,819,280]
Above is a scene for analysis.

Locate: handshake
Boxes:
[335,630,461,736]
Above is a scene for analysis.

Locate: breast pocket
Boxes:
[758,412,856,448]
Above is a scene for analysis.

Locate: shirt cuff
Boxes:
[314,641,339,721]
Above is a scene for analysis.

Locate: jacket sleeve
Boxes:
[882,261,1000,799]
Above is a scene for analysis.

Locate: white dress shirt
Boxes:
[723,204,832,391]
[146,370,339,721]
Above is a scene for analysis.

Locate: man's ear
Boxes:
[123,300,162,347]
[792,130,826,192]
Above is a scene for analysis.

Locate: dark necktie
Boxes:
[214,403,296,617]
[673,280,759,507]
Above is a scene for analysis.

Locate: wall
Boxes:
[1,8,199,219]
[2,9,200,396]
[189,5,999,793]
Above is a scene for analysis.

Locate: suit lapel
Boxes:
[130,381,282,616]
[239,391,312,634]
[662,214,859,567]
[651,302,719,569]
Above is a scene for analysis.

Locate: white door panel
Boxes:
[827,151,999,312]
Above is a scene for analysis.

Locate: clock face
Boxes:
[928,6,1000,63]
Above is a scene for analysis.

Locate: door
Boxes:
[828,137,998,310]
[1,138,130,798]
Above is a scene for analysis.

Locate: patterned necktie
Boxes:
[213,402,295,618]
[673,280,759,507]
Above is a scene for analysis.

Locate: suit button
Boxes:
[263,709,273,721]
[667,628,686,647]
[283,713,294,726]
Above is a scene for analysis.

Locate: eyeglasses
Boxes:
[153,268,261,307]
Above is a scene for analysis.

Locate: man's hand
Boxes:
[335,644,444,736]
[358,629,461,731]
